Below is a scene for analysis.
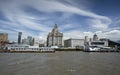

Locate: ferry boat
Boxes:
[3,44,55,53]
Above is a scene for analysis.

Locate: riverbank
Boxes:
[84,50,120,52]
[0,50,55,53]
[0,49,120,53]
[55,48,83,51]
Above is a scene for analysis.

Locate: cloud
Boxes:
[0,0,110,20]
[16,17,51,32]
[63,30,82,40]
[59,24,78,31]
[0,0,119,41]
[21,0,112,31]
[94,30,120,41]
[87,19,111,30]
[18,0,110,20]
[104,30,120,35]
[63,29,120,41]
[103,30,120,40]
[63,30,94,40]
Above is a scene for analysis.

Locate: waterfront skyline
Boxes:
[0,0,120,41]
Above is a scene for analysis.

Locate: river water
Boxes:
[0,51,120,75]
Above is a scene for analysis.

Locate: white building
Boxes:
[90,41,108,47]
[34,38,45,47]
[47,24,63,47]
[88,34,108,47]
[34,38,40,46]
[64,38,84,48]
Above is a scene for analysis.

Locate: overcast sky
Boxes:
[0,0,120,41]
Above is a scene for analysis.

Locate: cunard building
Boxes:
[47,24,63,47]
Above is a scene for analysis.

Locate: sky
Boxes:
[0,0,120,42]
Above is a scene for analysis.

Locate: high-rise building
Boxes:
[18,32,22,44]
[47,24,63,47]
[27,36,34,46]
[22,36,34,46]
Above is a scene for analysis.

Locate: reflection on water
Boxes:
[0,52,120,75]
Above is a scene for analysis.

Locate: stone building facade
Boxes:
[0,33,8,46]
[0,33,8,42]
[64,38,84,48]
[47,24,63,47]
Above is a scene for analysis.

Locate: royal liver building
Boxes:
[47,24,63,47]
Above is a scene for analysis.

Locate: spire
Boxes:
[94,34,97,36]
[54,24,58,28]
[52,24,58,33]
[93,33,98,41]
